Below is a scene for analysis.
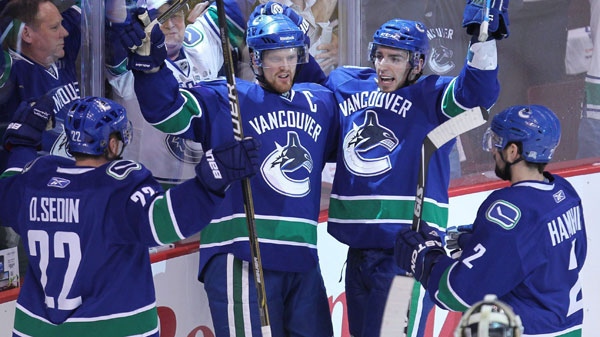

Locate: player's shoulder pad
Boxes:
[106,159,147,180]
[22,155,73,174]
[22,156,46,174]
[293,81,330,92]
[329,65,375,83]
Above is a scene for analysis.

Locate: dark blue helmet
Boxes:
[368,19,429,67]
[483,105,561,163]
[64,96,132,156]
[246,13,308,67]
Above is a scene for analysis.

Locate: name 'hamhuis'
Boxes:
[338,91,413,117]
[547,205,582,246]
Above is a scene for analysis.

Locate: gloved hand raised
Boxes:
[395,223,445,286]
[196,138,261,195]
[3,95,55,150]
[249,1,310,45]
[463,0,510,41]
[109,7,167,72]
[128,23,167,72]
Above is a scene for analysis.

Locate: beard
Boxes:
[495,163,511,181]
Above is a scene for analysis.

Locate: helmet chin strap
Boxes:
[104,140,125,161]
[495,151,524,181]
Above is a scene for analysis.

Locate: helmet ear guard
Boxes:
[455,294,523,337]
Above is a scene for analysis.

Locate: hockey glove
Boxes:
[445,224,474,258]
[250,2,310,45]
[110,7,147,52]
[128,23,167,73]
[463,0,510,40]
[395,225,445,286]
[196,138,261,195]
[3,95,55,151]
[445,224,473,251]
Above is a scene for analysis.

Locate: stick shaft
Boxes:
[215,0,271,332]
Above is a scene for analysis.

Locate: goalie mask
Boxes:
[246,13,308,69]
[64,96,132,156]
[482,105,561,163]
[368,19,430,69]
[455,294,523,337]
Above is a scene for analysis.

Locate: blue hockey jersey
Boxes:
[0,155,224,337]
[133,67,339,275]
[428,173,587,336]
[325,55,499,249]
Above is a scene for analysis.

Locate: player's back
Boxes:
[1,156,160,336]
[467,173,586,335]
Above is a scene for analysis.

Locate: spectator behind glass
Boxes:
[576,0,600,158]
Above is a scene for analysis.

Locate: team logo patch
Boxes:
[47,177,71,188]
[485,200,521,230]
[165,135,204,164]
[183,25,205,47]
[261,131,313,197]
[343,110,399,176]
[107,160,142,180]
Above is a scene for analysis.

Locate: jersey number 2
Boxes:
[28,230,83,311]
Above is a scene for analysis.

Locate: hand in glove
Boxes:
[109,8,166,72]
[445,224,474,258]
[463,0,510,41]
[196,138,261,195]
[395,223,445,286]
[3,95,55,151]
[128,23,167,72]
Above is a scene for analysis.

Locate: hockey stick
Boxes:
[132,0,214,51]
[215,0,271,335]
[478,0,492,42]
[381,106,489,336]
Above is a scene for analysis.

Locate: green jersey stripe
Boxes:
[153,90,202,134]
[201,215,318,246]
[328,197,449,229]
[150,193,183,244]
[13,305,158,337]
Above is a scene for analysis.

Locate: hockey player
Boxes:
[250,0,507,334]
[0,95,260,337]
[116,12,339,337]
[282,1,506,336]
[455,294,523,337]
[105,0,247,188]
[396,105,587,336]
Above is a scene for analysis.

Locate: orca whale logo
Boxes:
[262,131,313,197]
[343,110,399,176]
[165,135,204,164]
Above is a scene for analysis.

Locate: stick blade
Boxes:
[380,276,415,336]
[427,106,489,149]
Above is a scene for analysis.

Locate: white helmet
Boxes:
[455,295,523,337]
